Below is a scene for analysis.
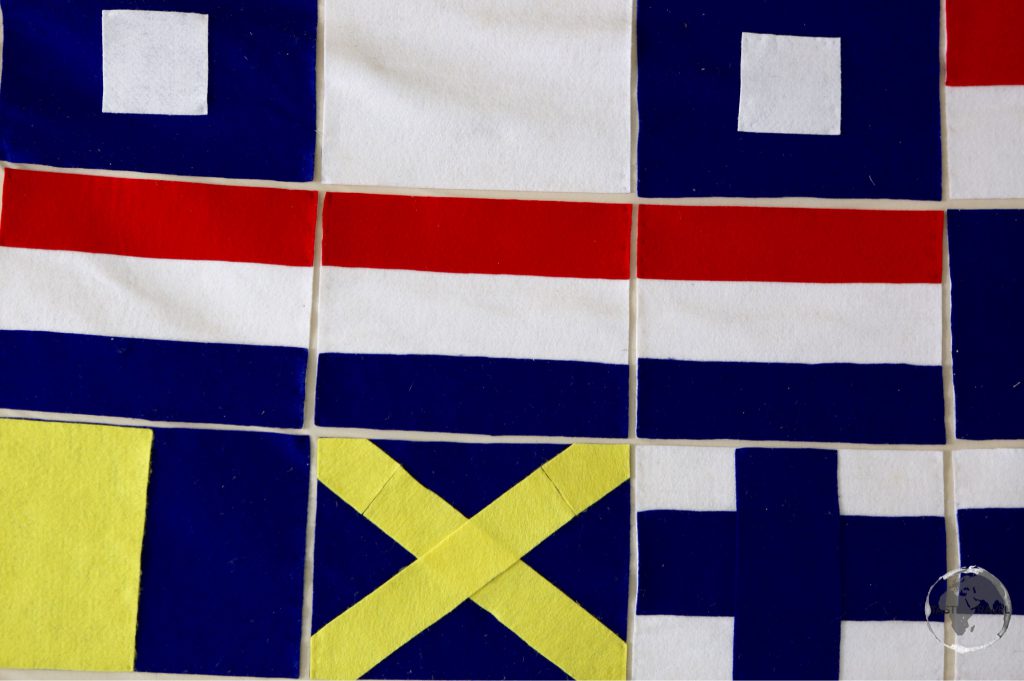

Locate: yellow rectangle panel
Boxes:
[0,418,153,672]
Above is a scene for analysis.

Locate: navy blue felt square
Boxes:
[637,0,941,199]
[135,428,310,678]
[0,0,316,181]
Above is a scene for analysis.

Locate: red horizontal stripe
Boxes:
[323,193,631,279]
[0,169,317,266]
[947,0,1024,86]
[639,206,943,283]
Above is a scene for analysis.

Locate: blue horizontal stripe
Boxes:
[841,516,946,621]
[316,353,628,437]
[0,330,306,427]
[636,510,735,617]
[638,359,944,444]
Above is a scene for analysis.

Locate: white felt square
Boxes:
[632,615,734,680]
[838,450,945,517]
[840,620,944,680]
[947,86,1024,199]
[636,446,736,512]
[322,0,633,192]
[738,32,842,136]
[102,10,209,116]
[955,449,1024,510]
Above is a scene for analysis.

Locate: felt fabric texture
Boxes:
[737,33,842,136]
[637,0,941,198]
[636,206,946,444]
[101,10,209,116]
[733,449,841,679]
[948,211,1024,439]
[0,169,316,427]
[315,194,631,437]
[634,446,946,680]
[946,86,1024,199]
[134,428,310,678]
[945,1,1024,197]
[0,418,152,673]
[954,449,1024,679]
[947,0,1024,86]
[321,0,632,192]
[0,0,316,181]
[0,418,310,678]
[311,439,630,680]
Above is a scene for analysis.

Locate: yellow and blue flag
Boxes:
[0,418,309,678]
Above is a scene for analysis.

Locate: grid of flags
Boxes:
[2,1,1020,197]
[1,2,1023,680]
[2,166,1022,445]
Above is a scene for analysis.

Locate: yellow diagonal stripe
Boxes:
[474,561,628,681]
[313,440,629,680]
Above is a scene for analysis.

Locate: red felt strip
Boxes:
[0,169,317,266]
[323,193,632,279]
[638,206,943,283]
[947,0,1024,86]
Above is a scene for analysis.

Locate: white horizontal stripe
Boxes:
[639,280,941,366]
[838,450,944,517]
[955,449,1024,510]
[633,616,733,680]
[947,86,1024,199]
[318,267,629,364]
[636,446,736,512]
[0,247,312,348]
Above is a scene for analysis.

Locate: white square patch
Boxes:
[738,32,841,136]
[102,10,209,116]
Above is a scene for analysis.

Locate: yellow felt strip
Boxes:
[313,441,630,680]
[541,443,631,513]
[0,418,153,672]
[364,468,464,556]
[317,438,399,513]
[474,561,628,680]
[314,516,517,678]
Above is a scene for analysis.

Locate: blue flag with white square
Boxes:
[0,0,316,181]
[637,0,941,199]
